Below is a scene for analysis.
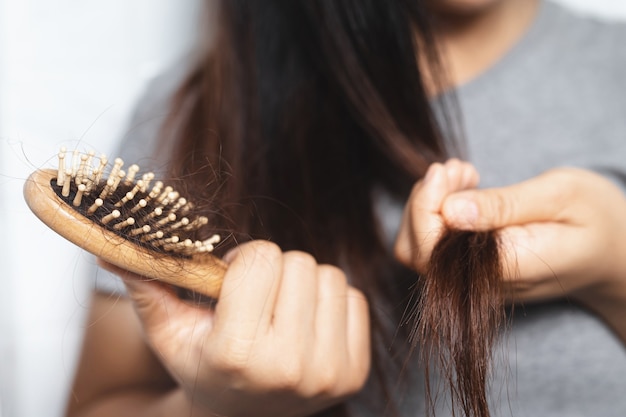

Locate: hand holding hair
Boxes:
[395,162,626,417]
[394,158,481,272]
[98,240,371,417]
[395,159,501,417]
[441,167,626,341]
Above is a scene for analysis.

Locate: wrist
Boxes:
[573,278,626,344]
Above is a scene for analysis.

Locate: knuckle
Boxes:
[414,250,431,274]
[317,264,348,287]
[393,226,432,272]
[208,351,247,376]
[209,337,254,375]
[444,158,462,176]
[542,169,581,208]
[311,362,367,397]
[394,235,425,272]
[249,240,282,259]
[346,287,370,324]
[284,251,317,271]
[273,359,305,390]
[347,287,369,310]
[314,367,339,396]
[324,351,370,397]
[545,167,583,188]
[408,189,424,214]
[230,240,283,265]
[545,166,579,179]
[344,370,368,395]
[393,240,409,265]
[234,240,283,270]
[490,191,516,225]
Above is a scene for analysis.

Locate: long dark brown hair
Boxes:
[161,1,504,416]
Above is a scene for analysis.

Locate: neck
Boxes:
[430,0,540,89]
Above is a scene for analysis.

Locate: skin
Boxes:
[67,0,626,415]
[416,0,626,341]
[67,243,370,417]
[426,0,540,88]
[395,160,626,343]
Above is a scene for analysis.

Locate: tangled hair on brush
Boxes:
[157,1,507,416]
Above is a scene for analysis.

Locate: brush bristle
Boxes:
[52,147,221,258]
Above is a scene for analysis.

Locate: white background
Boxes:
[0,1,624,416]
[0,1,200,416]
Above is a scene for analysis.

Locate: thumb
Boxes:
[97,259,201,334]
[441,174,565,231]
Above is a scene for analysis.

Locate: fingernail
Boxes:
[443,197,478,229]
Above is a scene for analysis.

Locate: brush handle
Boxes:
[24,169,227,298]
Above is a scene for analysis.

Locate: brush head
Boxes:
[23,148,227,298]
[54,148,221,256]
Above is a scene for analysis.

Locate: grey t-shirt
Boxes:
[458,1,626,190]
[100,1,626,415]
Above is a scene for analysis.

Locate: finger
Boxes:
[443,159,463,190]
[416,162,448,212]
[460,161,481,190]
[345,287,371,388]
[394,163,446,266]
[395,161,480,270]
[272,251,318,338]
[97,259,174,318]
[97,259,213,349]
[442,170,572,231]
[444,158,480,191]
[214,240,283,335]
[314,265,348,357]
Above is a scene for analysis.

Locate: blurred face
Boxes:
[427,0,505,16]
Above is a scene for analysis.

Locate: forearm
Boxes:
[583,229,626,344]
[576,280,626,345]
[596,302,626,345]
[69,387,211,417]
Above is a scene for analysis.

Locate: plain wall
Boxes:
[0,1,200,416]
[0,1,624,416]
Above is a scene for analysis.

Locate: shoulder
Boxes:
[546,1,626,69]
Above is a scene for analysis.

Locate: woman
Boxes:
[66,1,626,416]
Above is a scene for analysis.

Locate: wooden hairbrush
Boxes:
[23,148,227,298]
